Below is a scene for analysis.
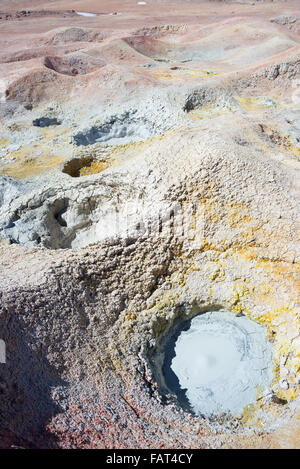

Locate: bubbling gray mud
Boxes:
[73,111,155,146]
[165,311,273,418]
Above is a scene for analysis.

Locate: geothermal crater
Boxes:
[0,0,300,450]
[157,310,273,418]
[44,53,106,76]
[73,111,157,146]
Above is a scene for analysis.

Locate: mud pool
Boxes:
[163,311,273,418]
[73,112,156,146]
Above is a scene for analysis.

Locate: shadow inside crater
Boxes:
[162,317,195,414]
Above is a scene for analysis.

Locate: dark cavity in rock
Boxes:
[33,117,61,127]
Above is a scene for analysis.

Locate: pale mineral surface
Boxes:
[0,0,299,449]
[167,311,273,417]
